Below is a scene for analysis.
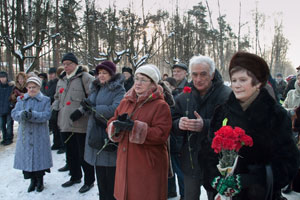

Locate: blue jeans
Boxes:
[0,113,14,142]
[168,152,185,197]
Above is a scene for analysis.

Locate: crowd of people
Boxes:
[0,51,299,200]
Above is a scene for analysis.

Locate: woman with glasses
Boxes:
[12,76,52,193]
[107,64,172,200]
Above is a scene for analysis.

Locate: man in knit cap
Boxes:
[52,53,95,193]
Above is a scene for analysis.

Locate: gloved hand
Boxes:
[94,112,107,128]
[21,109,32,121]
[211,175,242,197]
[70,109,83,122]
[80,98,94,111]
[113,118,134,131]
[50,110,59,122]
[117,113,129,121]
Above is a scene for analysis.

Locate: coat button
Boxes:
[123,147,126,152]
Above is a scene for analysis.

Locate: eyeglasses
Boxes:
[27,86,38,90]
[63,62,73,67]
[134,77,151,84]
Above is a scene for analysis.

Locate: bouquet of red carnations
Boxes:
[211,118,253,199]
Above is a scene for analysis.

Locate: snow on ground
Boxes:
[0,123,299,200]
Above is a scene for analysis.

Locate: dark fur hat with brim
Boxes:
[229,52,270,87]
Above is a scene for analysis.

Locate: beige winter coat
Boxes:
[52,66,94,133]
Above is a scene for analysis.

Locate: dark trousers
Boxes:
[168,153,185,197]
[95,166,116,200]
[0,113,14,142]
[184,174,203,200]
[50,122,64,148]
[61,132,95,185]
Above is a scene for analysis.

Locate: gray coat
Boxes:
[52,66,94,133]
[84,74,125,167]
[11,92,53,172]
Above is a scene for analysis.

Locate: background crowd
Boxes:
[0,51,299,200]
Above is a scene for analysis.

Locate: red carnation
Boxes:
[151,93,156,99]
[183,86,192,93]
[45,86,49,90]
[59,88,64,93]
[66,101,71,106]
[20,95,24,100]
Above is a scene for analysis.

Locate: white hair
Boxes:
[189,55,216,76]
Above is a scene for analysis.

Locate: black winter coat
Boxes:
[209,88,300,200]
[172,70,231,177]
[44,78,58,104]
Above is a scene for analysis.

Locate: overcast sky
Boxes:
[97,0,300,68]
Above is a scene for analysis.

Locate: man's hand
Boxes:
[179,111,203,132]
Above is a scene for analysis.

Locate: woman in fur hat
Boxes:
[208,52,300,200]
[107,64,172,200]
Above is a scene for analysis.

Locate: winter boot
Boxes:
[27,178,37,192]
[36,176,44,192]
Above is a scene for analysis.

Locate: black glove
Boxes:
[117,113,129,121]
[81,98,94,111]
[50,110,59,122]
[70,109,83,122]
[20,110,32,121]
[93,112,107,128]
[113,118,134,131]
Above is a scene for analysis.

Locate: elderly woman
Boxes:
[82,61,125,199]
[107,64,172,200]
[11,76,52,193]
[208,52,300,200]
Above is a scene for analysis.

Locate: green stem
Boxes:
[64,132,74,143]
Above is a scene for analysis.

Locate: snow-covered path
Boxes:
[0,124,299,200]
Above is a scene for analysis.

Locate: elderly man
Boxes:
[52,53,95,193]
[172,55,231,200]
[172,63,189,94]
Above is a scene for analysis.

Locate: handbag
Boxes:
[88,119,117,152]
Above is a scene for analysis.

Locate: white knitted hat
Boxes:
[26,76,42,87]
[135,64,160,83]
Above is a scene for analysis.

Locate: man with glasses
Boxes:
[52,53,95,193]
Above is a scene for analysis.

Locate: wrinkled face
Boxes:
[97,69,111,84]
[0,77,7,84]
[134,73,153,96]
[172,67,187,83]
[26,82,40,97]
[191,63,214,95]
[17,75,25,85]
[63,60,77,75]
[231,70,261,102]
[123,71,131,80]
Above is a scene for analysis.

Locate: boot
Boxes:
[36,176,44,192]
[27,178,36,192]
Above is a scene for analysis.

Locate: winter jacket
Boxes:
[283,81,300,114]
[172,70,231,177]
[52,66,94,133]
[0,81,14,115]
[124,76,134,92]
[174,78,188,95]
[208,88,300,199]
[12,92,53,172]
[84,74,125,167]
[107,85,172,200]
[44,78,58,104]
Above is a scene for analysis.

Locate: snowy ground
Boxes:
[0,123,299,200]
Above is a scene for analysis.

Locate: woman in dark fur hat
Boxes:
[208,52,300,200]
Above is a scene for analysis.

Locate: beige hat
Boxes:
[135,64,160,83]
[26,76,42,87]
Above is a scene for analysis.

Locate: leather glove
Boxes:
[211,175,242,197]
[20,109,32,121]
[117,113,129,121]
[113,118,134,131]
[70,109,83,122]
[93,112,107,128]
[81,98,94,111]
